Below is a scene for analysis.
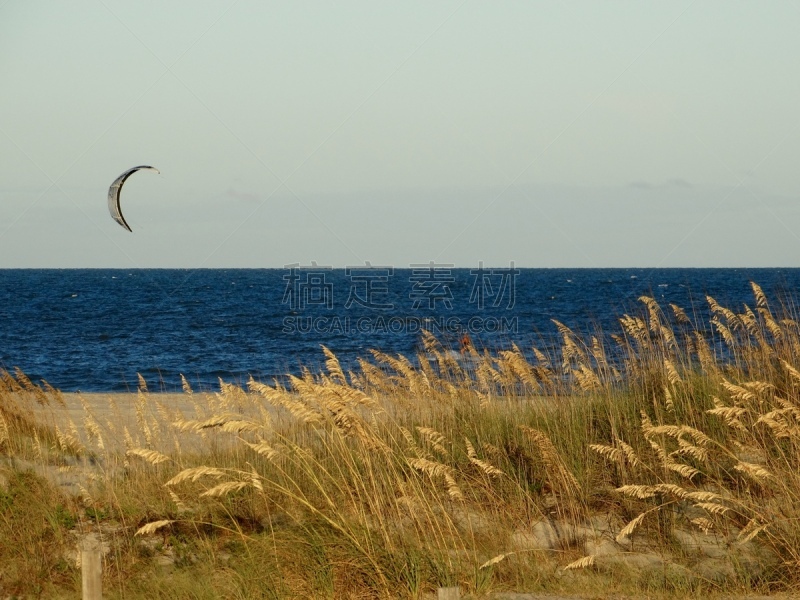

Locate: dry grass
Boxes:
[1,282,800,597]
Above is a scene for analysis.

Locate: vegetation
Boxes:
[1,282,799,598]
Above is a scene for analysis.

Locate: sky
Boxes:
[1,1,800,268]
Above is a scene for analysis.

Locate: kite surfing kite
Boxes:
[107,165,160,232]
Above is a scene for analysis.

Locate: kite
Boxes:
[107,165,160,232]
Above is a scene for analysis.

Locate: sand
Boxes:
[5,391,258,494]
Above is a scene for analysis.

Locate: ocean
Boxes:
[1,268,798,392]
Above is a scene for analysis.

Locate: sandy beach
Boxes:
[30,392,216,437]
[5,391,262,496]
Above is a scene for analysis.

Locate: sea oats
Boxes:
[639,295,663,333]
[721,379,757,403]
[682,426,714,448]
[646,424,685,439]
[616,512,648,542]
[407,457,453,480]
[32,430,43,462]
[408,457,463,500]
[199,414,237,429]
[480,552,513,569]
[77,484,94,506]
[775,397,800,416]
[221,420,261,434]
[734,461,773,481]
[664,359,682,385]
[670,303,691,325]
[738,518,769,544]
[243,439,280,461]
[740,305,760,338]
[180,373,193,395]
[200,481,250,498]
[169,491,189,513]
[590,443,621,463]
[751,281,769,308]
[694,332,717,373]
[41,379,66,408]
[166,466,226,486]
[685,491,724,503]
[663,385,675,412]
[135,520,174,536]
[249,468,263,492]
[653,483,689,499]
[647,439,671,468]
[707,398,748,430]
[443,473,464,500]
[691,518,714,534]
[667,462,701,480]
[127,448,170,465]
[574,363,601,391]
[54,424,84,455]
[520,425,580,493]
[707,296,740,328]
[399,427,419,450]
[464,437,504,477]
[172,417,201,433]
[532,346,551,367]
[671,438,708,463]
[617,439,640,468]
[782,359,800,386]
[564,555,595,570]
[123,425,135,450]
[712,318,735,347]
[615,485,657,499]
[416,427,448,457]
[742,380,774,395]
[620,315,648,344]
[695,502,730,515]
[321,345,347,385]
[761,310,783,339]
[590,336,610,369]
[84,414,105,451]
[0,413,8,449]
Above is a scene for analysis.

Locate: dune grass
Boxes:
[1,282,799,598]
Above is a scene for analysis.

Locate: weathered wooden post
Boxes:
[81,533,102,600]
[437,586,460,600]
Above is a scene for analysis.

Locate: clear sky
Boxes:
[2,1,799,268]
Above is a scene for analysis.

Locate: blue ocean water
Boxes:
[1,268,799,392]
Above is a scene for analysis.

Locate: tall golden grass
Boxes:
[1,282,799,597]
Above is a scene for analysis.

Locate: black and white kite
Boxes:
[107,165,160,232]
